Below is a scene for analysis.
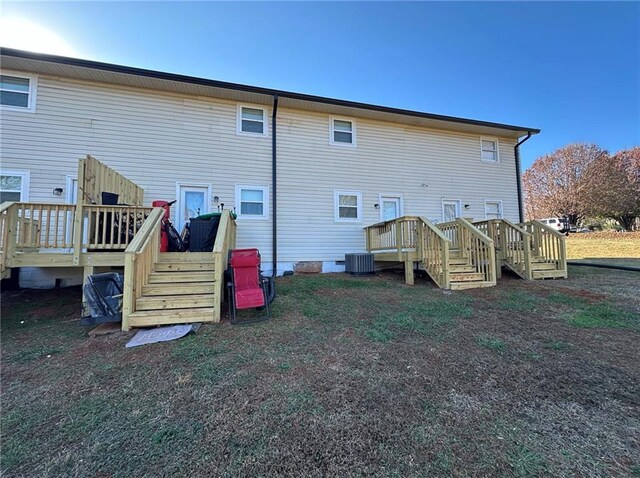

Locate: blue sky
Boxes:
[2,1,639,169]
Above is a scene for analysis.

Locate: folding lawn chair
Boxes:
[227,248,272,325]
[80,272,124,326]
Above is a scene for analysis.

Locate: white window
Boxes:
[334,190,362,222]
[484,200,503,220]
[480,137,499,163]
[235,185,269,220]
[330,117,356,146]
[442,199,461,222]
[0,170,30,202]
[0,73,37,112]
[237,105,267,136]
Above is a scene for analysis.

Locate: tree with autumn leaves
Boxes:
[523,144,640,230]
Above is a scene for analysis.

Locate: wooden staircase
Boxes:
[446,250,492,290]
[365,216,497,290]
[127,252,218,328]
[473,219,568,281]
[122,209,236,330]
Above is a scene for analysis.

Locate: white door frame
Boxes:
[441,199,461,222]
[378,193,404,221]
[175,182,212,230]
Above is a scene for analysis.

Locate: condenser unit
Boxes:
[344,253,375,275]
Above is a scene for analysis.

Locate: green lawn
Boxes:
[1,267,639,477]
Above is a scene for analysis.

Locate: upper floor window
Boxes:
[481,138,499,162]
[330,118,356,146]
[484,200,503,220]
[0,170,30,202]
[0,73,37,112]
[235,185,269,220]
[334,190,362,222]
[237,105,267,136]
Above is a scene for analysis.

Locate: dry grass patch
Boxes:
[566,231,640,266]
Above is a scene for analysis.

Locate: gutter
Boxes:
[514,132,533,223]
[272,95,279,276]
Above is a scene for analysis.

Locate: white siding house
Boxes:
[0,48,538,285]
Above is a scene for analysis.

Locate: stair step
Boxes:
[154,262,215,272]
[448,257,469,265]
[450,280,495,290]
[448,265,475,273]
[533,270,567,279]
[148,271,214,283]
[530,262,559,271]
[157,252,213,263]
[450,272,485,282]
[128,307,215,327]
[136,294,216,311]
[142,281,216,296]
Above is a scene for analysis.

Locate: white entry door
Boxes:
[177,184,210,231]
[380,195,402,221]
[442,199,461,223]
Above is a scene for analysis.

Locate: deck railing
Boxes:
[417,217,452,288]
[475,219,532,279]
[520,220,568,277]
[365,216,419,259]
[212,210,237,322]
[436,220,467,257]
[83,205,153,250]
[0,202,153,256]
[122,207,165,330]
[453,218,497,285]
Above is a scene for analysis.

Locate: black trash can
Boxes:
[189,215,221,252]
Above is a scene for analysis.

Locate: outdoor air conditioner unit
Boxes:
[344,253,374,275]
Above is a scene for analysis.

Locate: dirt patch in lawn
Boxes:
[1,271,639,477]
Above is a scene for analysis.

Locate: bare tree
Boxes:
[523,143,608,225]
[582,146,640,231]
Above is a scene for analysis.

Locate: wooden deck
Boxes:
[364,216,567,289]
[0,155,236,331]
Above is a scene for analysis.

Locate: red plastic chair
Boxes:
[227,248,271,324]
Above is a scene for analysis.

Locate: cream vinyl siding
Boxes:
[0,74,274,263]
[0,72,520,267]
[276,108,518,262]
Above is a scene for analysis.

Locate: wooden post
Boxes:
[122,253,135,331]
[404,259,414,286]
[523,231,533,280]
[395,219,403,261]
[5,205,18,266]
[442,243,450,289]
[82,265,94,307]
[72,157,86,265]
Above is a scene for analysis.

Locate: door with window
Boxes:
[442,200,460,223]
[380,195,402,221]
[177,184,210,231]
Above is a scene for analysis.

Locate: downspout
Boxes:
[514,131,533,223]
[272,95,279,276]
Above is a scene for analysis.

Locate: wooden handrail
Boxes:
[454,218,497,285]
[0,201,16,214]
[212,210,237,322]
[417,216,452,289]
[122,207,164,330]
[124,208,164,253]
[457,217,494,245]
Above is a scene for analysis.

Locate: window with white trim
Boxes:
[0,170,30,202]
[480,138,499,162]
[0,73,37,111]
[330,118,356,145]
[485,201,503,219]
[334,190,362,222]
[235,185,268,219]
[237,105,267,136]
